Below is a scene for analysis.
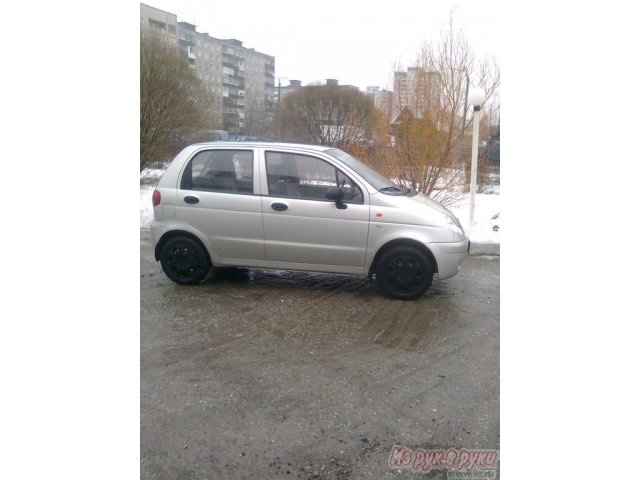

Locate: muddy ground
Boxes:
[140,230,499,479]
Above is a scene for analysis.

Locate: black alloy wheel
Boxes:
[160,236,211,285]
[375,246,434,300]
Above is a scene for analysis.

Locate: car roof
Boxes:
[189,142,333,153]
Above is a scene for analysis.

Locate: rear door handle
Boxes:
[184,195,200,204]
[271,202,288,211]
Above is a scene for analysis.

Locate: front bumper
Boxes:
[428,238,470,280]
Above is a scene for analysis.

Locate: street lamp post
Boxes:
[460,70,470,136]
[468,88,486,228]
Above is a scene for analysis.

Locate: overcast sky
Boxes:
[144,0,500,91]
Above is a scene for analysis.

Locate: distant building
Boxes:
[277,79,302,102]
[392,68,440,121]
[328,79,360,91]
[140,3,275,136]
[140,3,178,45]
[243,47,276,135]
[277,78,360,104]
[364,86,393,121]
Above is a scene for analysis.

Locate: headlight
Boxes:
[443,213,464,236]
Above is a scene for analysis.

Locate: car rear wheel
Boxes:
[375,246,434,300]
[160,236,211,285]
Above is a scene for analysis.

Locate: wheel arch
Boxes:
[154,230,213,266]
[368,238,438,277]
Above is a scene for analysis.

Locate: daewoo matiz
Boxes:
[150,143,469,300]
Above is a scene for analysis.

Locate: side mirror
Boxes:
[326,187,347,210]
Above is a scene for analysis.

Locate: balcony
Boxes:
[223,76,240,86]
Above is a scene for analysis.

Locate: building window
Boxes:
[148,19,166,30]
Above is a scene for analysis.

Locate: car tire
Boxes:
[160,236,211,285]
[375,246,434,300]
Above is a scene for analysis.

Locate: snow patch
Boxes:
[140,184,156,229]
[140,167,166,184]
[448,193,500,244]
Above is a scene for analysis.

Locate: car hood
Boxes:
[409,192,462,225]
[410,192,450,214]
[370,190,460,228]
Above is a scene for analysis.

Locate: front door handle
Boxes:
[271,202,288,211]
[184,195,200,204]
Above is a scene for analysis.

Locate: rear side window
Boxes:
[181,150,253,194]
[265,151,363,203]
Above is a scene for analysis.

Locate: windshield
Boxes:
[325,148,408,194]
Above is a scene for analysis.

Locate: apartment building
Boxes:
[140,3,275,136]
[277,79,360,102]
[392,68,441,121]
[243,47,276,135]
[364,86,393,122]
[140,3,178,46]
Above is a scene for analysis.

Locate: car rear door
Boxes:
[176,147,266,261]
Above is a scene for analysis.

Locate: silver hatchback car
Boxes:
[150,143,469,299]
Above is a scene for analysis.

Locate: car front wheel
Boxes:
[375,246,434,300]
[160,236,211,285]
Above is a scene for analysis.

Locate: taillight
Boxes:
[152,190,161,207]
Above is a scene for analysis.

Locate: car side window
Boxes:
[265,152,363,203]
[181,150,253,194]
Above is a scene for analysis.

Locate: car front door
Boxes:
[260,150,370,272]
[176,148,265,261]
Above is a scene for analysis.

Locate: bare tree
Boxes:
[279,84,378,149]
[243,96,271,137]
[387,10,500,204]
[140,27,219,169]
